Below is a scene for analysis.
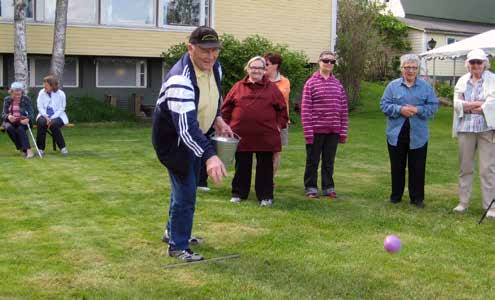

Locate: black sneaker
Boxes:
[161,229,204,245]
[168,248,204,262]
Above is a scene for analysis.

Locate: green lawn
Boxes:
[1,83,494,299]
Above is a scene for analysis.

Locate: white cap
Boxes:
[466,49,488,62]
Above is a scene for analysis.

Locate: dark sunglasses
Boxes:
[469,60,483,65]
[320,59,336,64]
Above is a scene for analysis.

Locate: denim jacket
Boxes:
[380,77,439,149]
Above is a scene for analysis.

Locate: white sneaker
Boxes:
[60,147,68,155]
[487,209,495,218]
[25,150,34,159]
[260,199,273,207]
[453,204,468,213]
[230,197,241,203]
[197,186,211,192]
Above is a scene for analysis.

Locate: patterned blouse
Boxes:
[457,77,493,133]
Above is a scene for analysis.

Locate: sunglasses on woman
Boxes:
[469,60,483,65]
[320,59,336,65]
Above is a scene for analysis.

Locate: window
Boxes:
[38,0,97,24]
[101,0,155,26]
[0,55,3,87]
[29,57,79,87]
[447,37,460,45]
[96,58,147,88]
[163,0,209,27]
[0,0,33,19]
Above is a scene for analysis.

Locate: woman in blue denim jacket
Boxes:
[380,54,438,208]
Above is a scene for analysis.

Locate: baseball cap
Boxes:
[10,82,25,91]
[467,49,488,62]
[189,26,221,49]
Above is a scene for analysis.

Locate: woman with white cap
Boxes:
[452,48,495,218]
[1,82,35,158]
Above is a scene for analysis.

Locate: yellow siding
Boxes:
[214,0,332,62]
[408,29,424,54]
[0,0,333,61]
[0,23,190,57]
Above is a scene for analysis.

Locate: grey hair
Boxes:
[400,54,421,68]
[464,59,491,71]
[319,51,335,60]
[244,56,266,72]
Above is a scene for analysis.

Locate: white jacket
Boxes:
[452,70,495,137]
[36,89,69,125]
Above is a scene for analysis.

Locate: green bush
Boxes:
[66,96,137,123]
[435,82,454,99]
[162,34,312,123]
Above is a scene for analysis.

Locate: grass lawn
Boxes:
[1,82,494,299]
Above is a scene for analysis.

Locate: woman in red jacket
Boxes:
[222,56,288,207]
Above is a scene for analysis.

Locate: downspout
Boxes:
[331,0,338,52]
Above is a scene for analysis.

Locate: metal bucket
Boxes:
[211,133,241,167]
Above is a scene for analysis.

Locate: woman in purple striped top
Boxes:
[301,51,348,199]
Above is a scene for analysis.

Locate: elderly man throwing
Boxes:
[152,26,232,262]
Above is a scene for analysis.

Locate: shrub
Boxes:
[66,96,137,123]
[435,82,454,100]
[162,33,312,123]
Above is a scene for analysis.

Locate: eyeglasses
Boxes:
[320,59,336,64]
[402,66,418,71]
[469,60,483,65]
[249,66,265,71]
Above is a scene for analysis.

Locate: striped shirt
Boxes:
[301,71,348,144]
[457,77,492,133]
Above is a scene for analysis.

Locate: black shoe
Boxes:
[161,229,204,245]
[168,248,204,262]
[390,199,401,204]
[415,201,425,208]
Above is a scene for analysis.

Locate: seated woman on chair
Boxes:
[1,82,35,158]
[36,75,69,155]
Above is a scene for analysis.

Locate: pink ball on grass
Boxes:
[384,235,401,253]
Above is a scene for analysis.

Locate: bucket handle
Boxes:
[212,131,241,140]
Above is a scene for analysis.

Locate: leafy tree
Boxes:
[50,0,69,85]
[162,34,311,106]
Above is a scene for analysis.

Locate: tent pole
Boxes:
[433,58,437,87]
[452,58,456,86]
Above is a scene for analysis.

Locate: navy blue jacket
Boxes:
[152,53,222,177]
[2,95,35,122]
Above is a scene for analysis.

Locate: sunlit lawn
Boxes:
[0,82,494,299]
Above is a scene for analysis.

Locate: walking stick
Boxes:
[478,199,495,224]
[26,122,43,159]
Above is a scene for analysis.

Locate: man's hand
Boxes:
[400,105,417,118]
[213,117,234,137]
[206,155,227,184]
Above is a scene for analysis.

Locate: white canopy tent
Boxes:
[419,29,495,84]
[420,29,495,59]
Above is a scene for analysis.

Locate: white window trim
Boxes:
[96,59,147,88]
[160,0,209,30]
[29,57,80,88]
[100,0,157,28]
[0,55,3,87]
[0,0,34,20]
[36,0,98,24]
[446,37,460,45]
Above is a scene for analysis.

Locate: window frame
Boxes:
[0,0,34,20]
[96,58,147,88]
[36,0,98,24]
[160,0,209,30]
[100,0,157,28]
[0,55,3,87]
[29,56,80,88]
[446,37,460,45]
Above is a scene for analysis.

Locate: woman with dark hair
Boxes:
[1,82,35,158]
[222,56,288,207]
[36,75,69,155]
[264,52,291,184]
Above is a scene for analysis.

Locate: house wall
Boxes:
[215,0,332,62]
[408,28,467,78]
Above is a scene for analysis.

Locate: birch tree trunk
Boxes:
[50,0,68,86]
[14,0,28,90]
